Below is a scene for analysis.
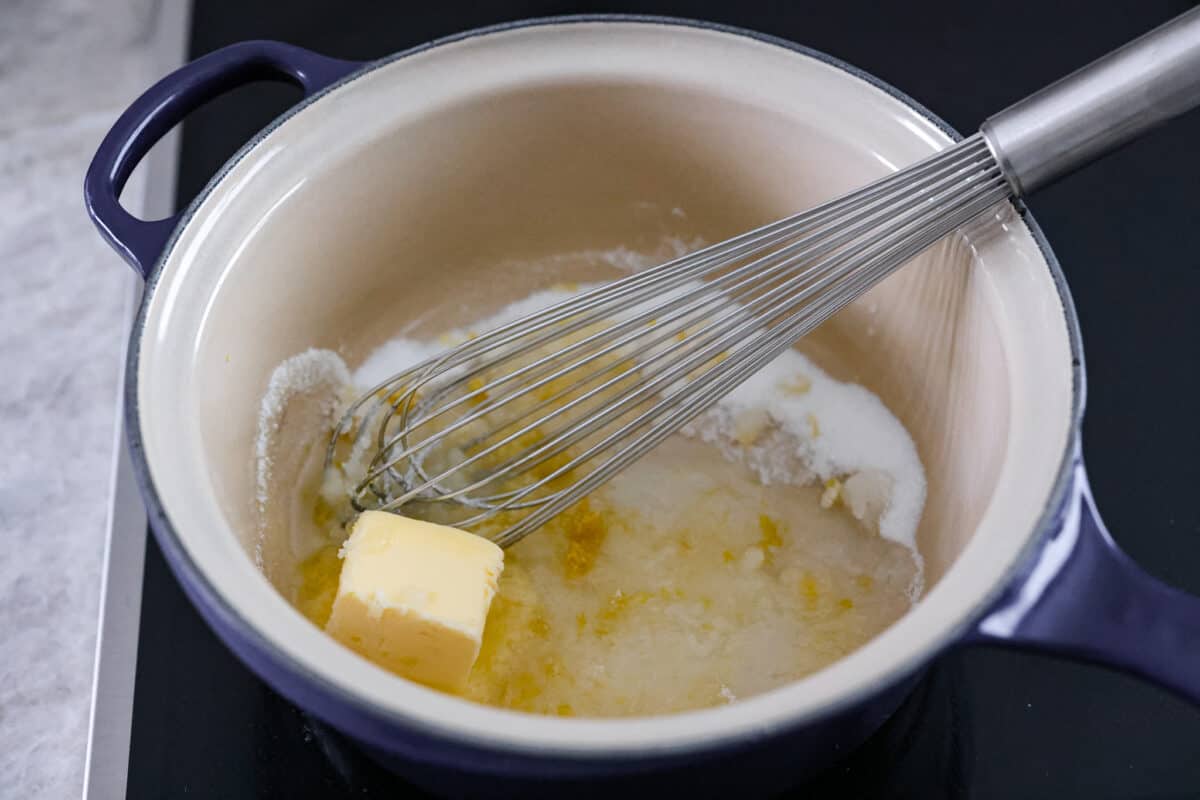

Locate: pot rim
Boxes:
[124,14,1086,761]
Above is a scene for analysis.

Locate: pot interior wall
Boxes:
[189,78,1009,595]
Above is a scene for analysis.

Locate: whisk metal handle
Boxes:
[982,5,1200,196]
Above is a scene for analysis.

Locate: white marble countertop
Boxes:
[0,1,159,795]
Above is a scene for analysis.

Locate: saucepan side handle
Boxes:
[84,40,361,278]
[970,452,1200,704]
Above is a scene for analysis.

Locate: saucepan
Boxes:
[84,16,1200,797]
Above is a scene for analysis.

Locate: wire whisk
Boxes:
[326,6,1200,547]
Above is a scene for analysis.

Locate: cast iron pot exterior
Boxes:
[85,17,1200,796]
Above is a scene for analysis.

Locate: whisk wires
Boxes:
[326,134,1010,547]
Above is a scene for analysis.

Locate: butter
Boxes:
[325,510,504,692]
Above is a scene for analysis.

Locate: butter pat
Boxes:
[325,511,504,692]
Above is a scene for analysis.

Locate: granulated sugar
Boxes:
[684,351,927,568]
[254,349,350,563]
[352,339,440,389]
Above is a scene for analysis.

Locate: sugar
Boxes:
[352,339,440,388]
[686,352,926,554]
[254,348,350,564]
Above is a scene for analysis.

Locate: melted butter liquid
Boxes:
[297,435,917,717]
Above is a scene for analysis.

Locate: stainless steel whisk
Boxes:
[328,8,1200,547]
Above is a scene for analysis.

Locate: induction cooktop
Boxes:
[86,2,1200,797]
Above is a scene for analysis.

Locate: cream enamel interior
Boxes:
[137,22,1074,754]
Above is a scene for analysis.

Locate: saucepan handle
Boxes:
[84,40,362,278]
[970,451,1200,703]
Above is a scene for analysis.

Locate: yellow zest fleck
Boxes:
[678,536,693,553]
[807,412,821,438]
[336,425,357,446]
[800,573,820,611]
[758,514,782,550]
[561,499,608,579]
[505,673,543,710]
[722,549,735,564]
[782,374,811,395]
[467,376,489,404]
[312,495,335,528]
[528,615,551,638]
[855,574,874,591]
[518,428,545,446]
[576,612,587,632]
[556,703,575,717]
[837,598,854,611]
[675,330,688,342]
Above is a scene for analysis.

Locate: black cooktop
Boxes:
[126,1,1200,797]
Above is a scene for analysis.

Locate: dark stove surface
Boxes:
[127,1,1200,797]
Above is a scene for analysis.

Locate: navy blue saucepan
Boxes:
[85,17,1200,798]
